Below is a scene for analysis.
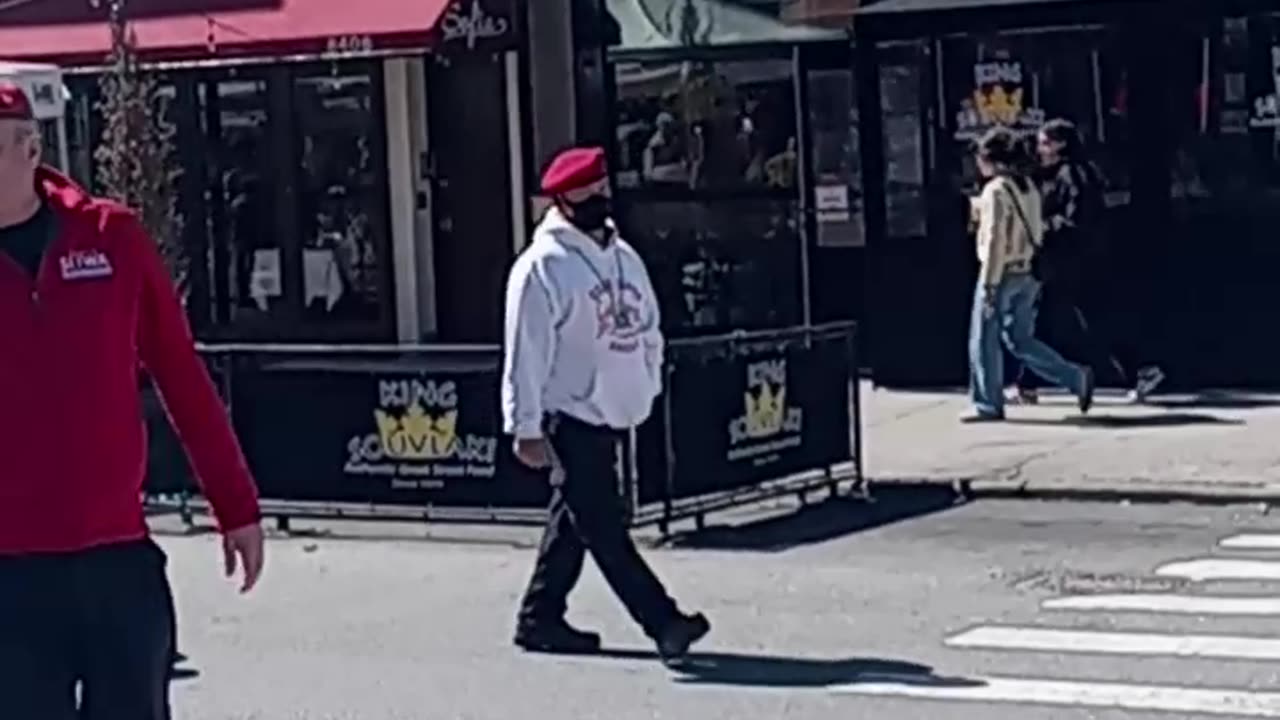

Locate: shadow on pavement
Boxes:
[1150,392,1280,410]
[1008,412,1241,428]
[661,485,962,553]
[591,650,981,689]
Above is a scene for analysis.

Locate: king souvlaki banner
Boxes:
[663,335,852,501]
[955,58,1045,141]
[727,355,805,465]
[230,360,547,509]
[344,376,497,485]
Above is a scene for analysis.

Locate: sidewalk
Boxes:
[861,382,1280,501]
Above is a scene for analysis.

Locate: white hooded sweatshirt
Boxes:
[501,207,664,439]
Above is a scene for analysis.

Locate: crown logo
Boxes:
[743,383,787,438]
[375,402,458,460]
[974,86,1023,126]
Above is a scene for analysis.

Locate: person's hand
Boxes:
[982,292,997,320]
[514,437,551,469]
[222,523,265,594]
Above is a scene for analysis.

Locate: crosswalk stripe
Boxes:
[830,675,1280,716]
[1043,593,1280,615]
[947,625,1280,660]
[1221,534,1280,550]
[1157,559,1280,582]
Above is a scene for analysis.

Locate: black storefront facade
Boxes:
[853,0,1280,389]
[588,0,1280,390]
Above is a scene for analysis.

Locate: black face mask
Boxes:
[565,194,611,234]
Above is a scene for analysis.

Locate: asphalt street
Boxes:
[159,490,1280,719]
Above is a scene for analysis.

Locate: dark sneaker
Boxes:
[959,410,1004,423]
[514,621,602,655]
[657,612,711,666]
[1078,367,1095,414]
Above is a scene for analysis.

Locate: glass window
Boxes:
[64,82,98,190]
[941,30,1130,201]
[807,68,864,247]
[1192,14,1280,199]
[62,62,393,341]
[880,42,928,239]
[293,70,386,326]
[613,59,799,193]
[617,198,802,336]
[207,77,284,327]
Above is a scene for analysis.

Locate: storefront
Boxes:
[0,0,526,345]
[853,0,1280,388]
[600,0,863,338]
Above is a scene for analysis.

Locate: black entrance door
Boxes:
[427,53,515,344]
[861,39,973,387]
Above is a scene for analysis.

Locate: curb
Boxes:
[871,476,1280,507]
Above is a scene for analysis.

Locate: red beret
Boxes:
[540,146,607,195]
[0,82,33,121]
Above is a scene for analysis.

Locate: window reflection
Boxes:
[1193,15,1280,198]
[880,44,928,239]
[618,199,802,336]
[208,78,281,324]
[65,84,97,189]
[807,68,864,247]
[613,59,799,192]
[943,31,1130,203]
[293,72,382,324]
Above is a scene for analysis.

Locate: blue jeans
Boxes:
[969,273,1085,417]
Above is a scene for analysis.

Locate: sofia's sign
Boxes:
[440,0,512,51]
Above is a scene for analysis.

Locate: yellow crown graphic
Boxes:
[743,383,787,438]
[375,402,458,460]
[974,86,1023,126]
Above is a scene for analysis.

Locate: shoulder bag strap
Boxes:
[1001,182,1040,249]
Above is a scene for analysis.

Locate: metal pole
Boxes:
[792,45,813,328]
[660,359,677,537]
[849,325,869,500]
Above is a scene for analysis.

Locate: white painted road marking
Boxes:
[831,675,1280,717]
[1222,534,1280,550]
[947,625,1280,661]
[1158,559,1280,582]
[1044,593,1280,616]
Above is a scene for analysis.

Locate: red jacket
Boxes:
[0,167,260,554]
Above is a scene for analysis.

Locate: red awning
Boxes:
[0,0,454,67]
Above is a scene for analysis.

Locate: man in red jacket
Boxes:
[0,83,264,719]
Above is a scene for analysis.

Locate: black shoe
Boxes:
[656,612,710,666]
[514,621,602,655]
[1078,367,1095,415]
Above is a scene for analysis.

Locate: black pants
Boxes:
[517,414,679,640]
[0,539,174,720]
[1016,276,1145,390]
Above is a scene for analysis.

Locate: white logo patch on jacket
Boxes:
[59,249,113,281]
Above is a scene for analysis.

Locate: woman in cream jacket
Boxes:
[965,128,1094,422]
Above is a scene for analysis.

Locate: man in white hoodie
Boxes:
[503,146,710,664]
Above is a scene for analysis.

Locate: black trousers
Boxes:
[1016,274,1145,390]
[517,414,679,640]
[0,538,174,720]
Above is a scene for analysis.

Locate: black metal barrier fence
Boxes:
[146,323,863,533]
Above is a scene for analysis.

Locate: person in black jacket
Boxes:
[1009,119,1165,405]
